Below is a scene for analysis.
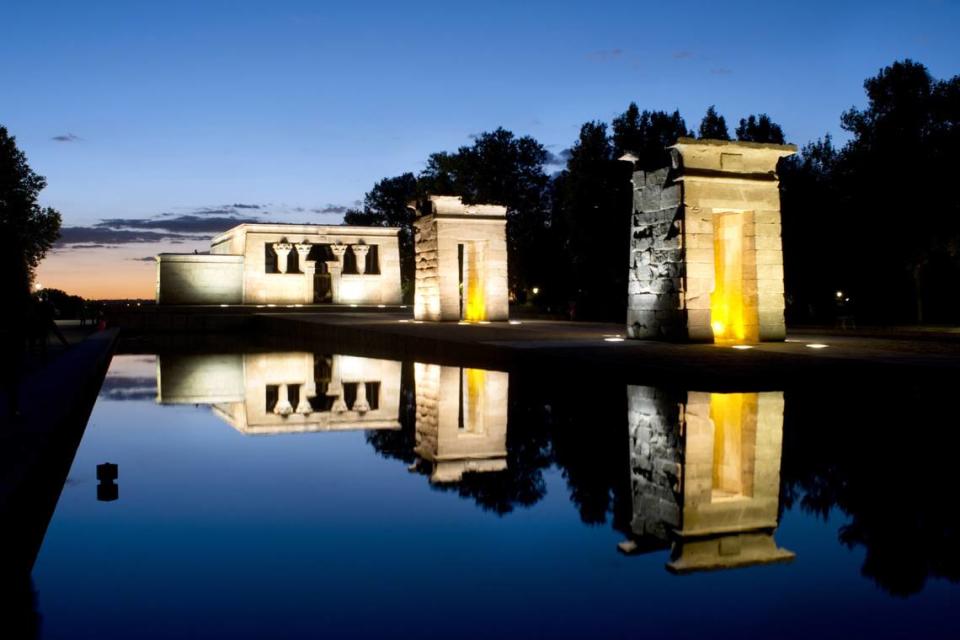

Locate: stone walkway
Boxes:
[0,327,118,574]
[254,312,960,390]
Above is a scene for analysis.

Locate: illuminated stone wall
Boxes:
[155,254,244,305]
[626,139,796,343]
[157,223,402,306]
[413,195,509,322]
[413,363,509,482]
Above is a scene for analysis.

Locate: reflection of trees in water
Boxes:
[781,382,960,597]
[368,367,960,596]
[365,371,628,520]
[366,371,552,516]
[538,380,632,528]
[365,362,418,464]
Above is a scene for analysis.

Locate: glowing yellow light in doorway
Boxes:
[463,243,486,322]
[711,212,758,345]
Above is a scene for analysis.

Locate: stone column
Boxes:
[295,383,313,414]
[273,383,294,416]
[351,244,370,275]
[296,242,315,303]
[352,382,370,413]
[330,387,348,413]
[328,244,348,304]
[273,242,293,274]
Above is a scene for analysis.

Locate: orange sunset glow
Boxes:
[37,240,207,299]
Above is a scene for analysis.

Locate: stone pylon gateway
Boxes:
[412,195,509,322]
[624,138,796,344]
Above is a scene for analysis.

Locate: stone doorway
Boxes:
[711,212,759,344]
[457,242,486,322]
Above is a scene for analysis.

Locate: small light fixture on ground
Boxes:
[732,345,754,350]
[508,320,522,325]
[604,334,625,342]
[805,343,829,349]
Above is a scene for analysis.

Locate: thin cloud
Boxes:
[231,203,261,209]
[672,50,694,60]
[57,227,208,245]
[129,256,157,262]
[51,133,82,142]
[94,214,260,234]
[710,67,733,75]
[587,48,624,62]
[312,204,348,215]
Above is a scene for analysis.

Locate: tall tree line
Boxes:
[353,58,959,323]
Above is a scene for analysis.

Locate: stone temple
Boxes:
[413,195,509,322]
[624,138,796,344]
[156,223,402,306]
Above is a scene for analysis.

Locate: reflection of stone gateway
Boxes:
[157,352,402,435]
[413,363,509,482]
[622,386,794,573]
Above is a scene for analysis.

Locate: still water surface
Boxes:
[31,351,960,639]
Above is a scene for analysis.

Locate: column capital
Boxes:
[351,244,370,274]
[330,244,348,261]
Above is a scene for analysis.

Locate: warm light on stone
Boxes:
[413,195,509,322]
[622,386,794,573]
[156,223,401,306]
[157,352,402,435]
[413,363,509,483]
[625,139,795,344]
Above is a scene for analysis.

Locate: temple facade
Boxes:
[156,223,402,306]
[624,139,796,344]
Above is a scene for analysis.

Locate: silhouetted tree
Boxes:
[698,105,730,140]
[779,135,845,322]
[611,103,692,170]
[419,128,552,299]
[735,114,786,144]
[1,125,61,338]
[836,59,960,322]
[553,121,626,319]
[343,173,419,299]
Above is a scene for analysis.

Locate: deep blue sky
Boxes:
[2,0,958,296]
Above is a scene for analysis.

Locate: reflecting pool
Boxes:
[24,350,960,638]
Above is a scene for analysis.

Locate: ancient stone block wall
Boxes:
[413,216,442,320]
[156,254,244,304]
[626,169,685,339]
[626,385,683,540]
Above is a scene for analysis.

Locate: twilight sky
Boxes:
[3,0,958,298]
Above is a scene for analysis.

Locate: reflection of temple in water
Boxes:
[413,363,509,483]
[620,386,793,573]
[157,353,401,434]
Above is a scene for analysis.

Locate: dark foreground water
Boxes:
[24,351,960,639]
